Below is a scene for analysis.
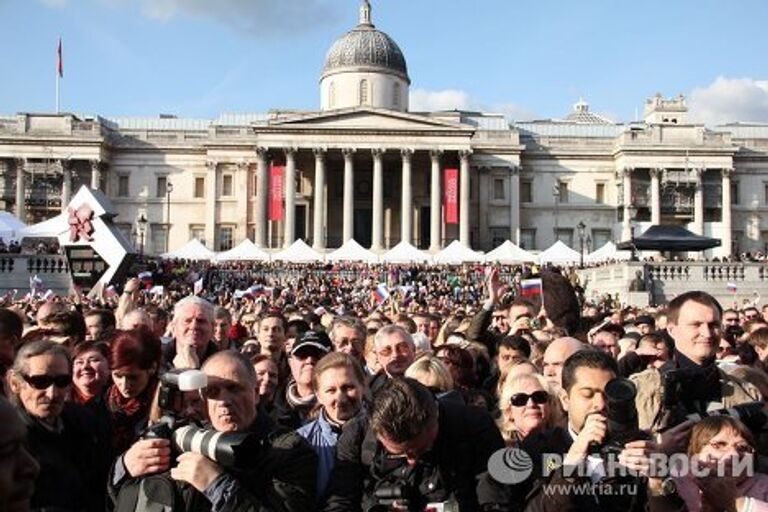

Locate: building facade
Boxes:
[1,2,768,257]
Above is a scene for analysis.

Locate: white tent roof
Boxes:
[484,240,538,264]
[326,239,379,263]
[17,212,68,239]
[539,240,581,265]
[432,240,484,264]
[214,239,270,262]
[380,241,432,264]
[585,241,629,264]
[272,239,324,263]
[161,238,216,260]
[0,211,26,241]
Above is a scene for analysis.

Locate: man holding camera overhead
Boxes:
[110,350,317,512]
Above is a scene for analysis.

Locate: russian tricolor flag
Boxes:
[372,283,390,304]
[520,278,543,298]
[726,282,738,293]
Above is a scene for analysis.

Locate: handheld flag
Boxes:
[371,283,390,305]
[520,278,543,298]
[193,277,204,295]
[726,282,737,293]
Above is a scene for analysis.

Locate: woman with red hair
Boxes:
[106,328,162,454]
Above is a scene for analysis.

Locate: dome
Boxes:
[321,1,410,83]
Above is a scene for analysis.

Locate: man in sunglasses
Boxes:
[8,340,110,512]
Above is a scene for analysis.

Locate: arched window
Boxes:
[329,82,336,109]
[359,79,369,105]
[393,82,401,107]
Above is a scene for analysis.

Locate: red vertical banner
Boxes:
[444,168,459,224]
[269,165,284,221]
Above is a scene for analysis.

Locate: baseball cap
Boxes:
[291,330,332,356]
[634,315,655,327]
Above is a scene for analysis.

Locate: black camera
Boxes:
[370,481,459,512]
[145,369,208,440]
[591,378,649,456]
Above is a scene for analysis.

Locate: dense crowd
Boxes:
[1,259,768,512]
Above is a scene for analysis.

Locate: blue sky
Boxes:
[1,0,767,125]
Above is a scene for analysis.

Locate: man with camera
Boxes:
[324,377,510,512]
[630,291,761,436]
[110,350,317,512]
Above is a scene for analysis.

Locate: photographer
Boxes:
[629,291,761,437]
[110,350,317,512]
[324,377,510,512]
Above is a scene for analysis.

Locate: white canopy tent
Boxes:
[272,239,324,263]
[432,240,484,264]
[483,240,538,264]
[326,239,379,263]
[585,241,629,264]
[380,241,432,264]
[539,240,581,266]
[17,212,67,239]
[161,238,216,260]
[214,239,270,262]
[0,212,26,241]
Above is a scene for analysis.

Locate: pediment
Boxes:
[267,107,473,132]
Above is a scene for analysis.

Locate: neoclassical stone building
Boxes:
[1,1,767,258]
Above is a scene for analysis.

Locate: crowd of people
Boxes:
[1,258,768,511]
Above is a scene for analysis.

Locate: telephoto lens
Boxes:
[173,425,261,468]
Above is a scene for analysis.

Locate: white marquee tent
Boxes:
[214,239,270,262]
[326,239,379,263]
[585,241,629,264]
[380,241,432,264]
[161,238,216,260]
[16,212,67,239]
[483,240,538,264]
[432,240,484,264]
[272,239,324,263]
[539,240,581,266]
[0,212,26,241]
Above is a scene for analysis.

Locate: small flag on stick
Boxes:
[520,278,543,298]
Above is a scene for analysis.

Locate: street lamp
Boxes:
[553,183,560,242]
[137,214,148,257]
[577,221,586,268]
[627,205,639,261]
[166,181,173,253]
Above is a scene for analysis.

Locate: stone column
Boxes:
[371,148,384,251]
[650,168,661,225]
[205,161,218,248]
[312,148,326,250]
[459,150,472,247]
[429,150,442,252]
[721,168,733,257]
[621,167,633,240]
[14,158,25,221]
[400,149,413,245]
[693,168,704,235]
[283,148,297,247]
[342,148,355,244]
[255,147,269,247]
[510,166,520,244]
[61,160,72,212]
[478,167,490,248]
[90,160,101,190]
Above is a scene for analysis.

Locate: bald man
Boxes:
[542,336,585,389]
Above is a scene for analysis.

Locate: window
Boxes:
[219,226,234,251]
[194,177,205,198]
[520,229,536,250]
[359,79,369,105]
[731,181,739,206]
[118,175,129,197]
[591,229,612,251]
[520,181,533,203]
[189,225,206,246]
[393,83,401,107]
[115,223,132,244]
[595,183,605,204]
[764,183,768,205]
[558,181,569,203]
[150,224,169,255]
[555,228,573,248]
[156,176,167,198]
[222,174,233,197]
[493,178,505,200]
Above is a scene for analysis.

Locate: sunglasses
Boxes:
[21,373,71,390]
[510,390,548,407]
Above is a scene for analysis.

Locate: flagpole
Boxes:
[56,70,60,114]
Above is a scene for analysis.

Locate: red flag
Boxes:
[443,168,458,224]
[57,37,63,78]
[269,165,284,221]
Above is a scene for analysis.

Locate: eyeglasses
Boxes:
[20,373,71,390]
[510,390,548,407]
[707,440,754,454]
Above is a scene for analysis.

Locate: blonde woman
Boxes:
[405,356,454,393]
[498,373,562,447]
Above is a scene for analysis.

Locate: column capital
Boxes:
[620,166,634,177]
[255,146,269,157]
[236,160,250,172]
[509,165,521,175]
[722,167,734,179]
[13,157,26,167]
[371,148,385,157]
[283,146,298,157]
[649,167,662,179]
[429,149,443,160]
[312,147,326,159]
[459,149,473,160]
[206,160,218,171]
[341,147,356,156]
[401,148,414,160]
[59,158,73,171]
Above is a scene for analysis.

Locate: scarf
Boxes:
[107,377,157,454]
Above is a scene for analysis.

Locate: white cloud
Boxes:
[410,88,536,121]
[689,77,768,125]
[138,0,339,36]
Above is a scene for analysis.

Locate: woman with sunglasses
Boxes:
[498,373,562,447]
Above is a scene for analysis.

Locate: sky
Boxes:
[1,0,767,125]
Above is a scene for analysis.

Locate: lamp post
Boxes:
[137,214,147,258]
[628,205,638,261]
[166,181,173,253]
[553,183,560,243]
[577,221,586,268]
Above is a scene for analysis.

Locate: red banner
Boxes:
[269,165,284,221]
[443,168,458,224]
